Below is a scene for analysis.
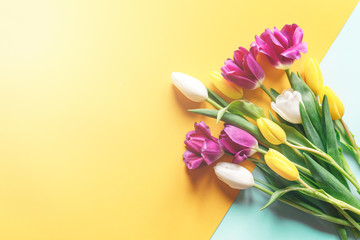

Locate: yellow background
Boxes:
[0,0,358,239]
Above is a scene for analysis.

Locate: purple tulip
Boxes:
[183,121,224,169]
[253,24,308,69]
[221,47,265,90]
[219,124,258,164]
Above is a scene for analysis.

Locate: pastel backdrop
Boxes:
[0,0,358,239]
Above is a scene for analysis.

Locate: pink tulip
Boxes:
[183,122,224,169]
[221,47,265,90]
[253,24,308,69]
[219,124,258,164]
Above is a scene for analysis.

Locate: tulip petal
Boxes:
[255,24,306,69]
[171,72,208,102]
[183,151,204,169]
[194,121,213,139]
[292,26,304,45]
[281,42,308,60]
[225,74,260,90]
[273,27,289,48]
[210,71,243,99]
[233,149,250,164]
[246,54,265,83]
[184,137,204,153]
[233,47,248,69]
[270,90,302,124]
[214,162,255,189]
[201,139,224,165]
[183,121,223,169]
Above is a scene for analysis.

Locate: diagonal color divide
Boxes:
[212,2,360,240]
[0,1,358,240]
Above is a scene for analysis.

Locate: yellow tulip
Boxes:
[264,149,299,181]
[304,58,323,95]
[319,86,345,120]
[210,71,243,99]
[257,118,286,145]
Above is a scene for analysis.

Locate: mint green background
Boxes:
[212,2,360,239]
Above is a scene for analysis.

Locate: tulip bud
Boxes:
[257,118,286,145]
[214,162,254,189]
[219,124,258,164]
[171,72,208,102]
[253,24,307,69]
[271,89,303,124]
[221,47,265,90]
[183,121,224,169]
[319,86,345,120]
[210,71,243,99]
[264,149,299,181]
[304,58,323,95]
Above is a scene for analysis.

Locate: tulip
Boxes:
[219,124,258,164]
[271,89,303,124]
[257,118,286,145]
[221,47,265,90]
[304,58,323,95]
[319,86,344,120]
[210,71,243,99]
[214,162,254,189]
[253,24,308,69]
[183,121,224,169]
[171,72,208,102]
[264,149,299,181]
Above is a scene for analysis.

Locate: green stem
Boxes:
[248,158,266,165]
[298,177,314,190]
[341,118,360,164]
[206,98,223,110]
[253,183,352,227]
[337,207,360,231]
[341,153,357,184]
[260,84,276,102]
[285,69,291,80]
[330,196,360,216]
[286,141,360,192]
[256,148,267,155]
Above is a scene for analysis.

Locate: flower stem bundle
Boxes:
[171,23,360,240]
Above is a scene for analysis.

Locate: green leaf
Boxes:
[207,88,228,108]
[336,225,348,240]
[256,164,333,215]
[322,95,349,189]
[269,111,280,123]
[261,185,305,210]
[216,107,227,124]
[335,119,360,162]
[279,144,307,168]
[300,103,325,151]
[216,100,266,124]
[270,88,280,98]
[304,153,360,209]
[339,147,356,186]
[289,72,325,145]
[227,100,266,120]
[279,121,316,149]
[268,113,315,150]
[322,96,343,166]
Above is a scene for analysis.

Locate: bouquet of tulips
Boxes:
[172,24,360,240]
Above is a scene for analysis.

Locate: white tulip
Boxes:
[214,162,254,190]
[271,89,303,124]
[171,72,208,102]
